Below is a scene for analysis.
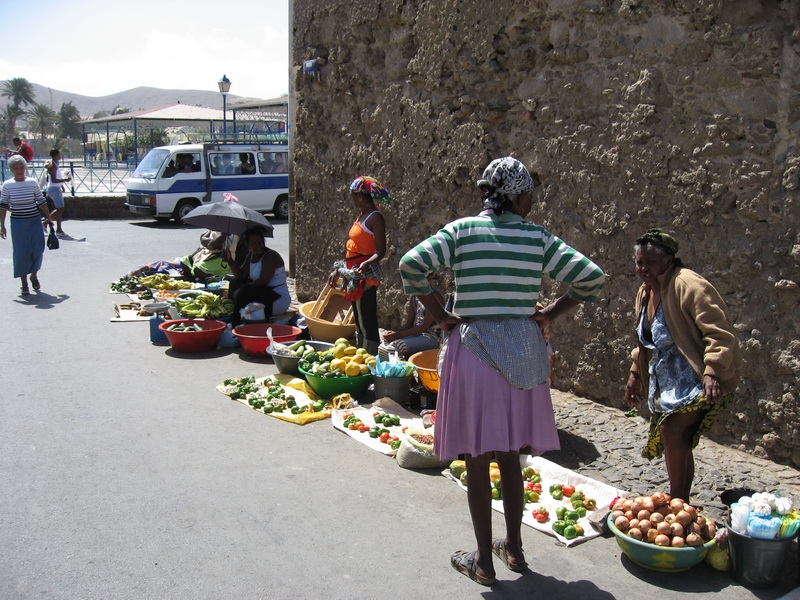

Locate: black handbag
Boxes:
[46,224,59,250]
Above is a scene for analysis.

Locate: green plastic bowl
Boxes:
[607,513,716,572]
[298,365,373,400]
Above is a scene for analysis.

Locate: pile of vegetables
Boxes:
[166,322,205,332]
[174,293,234,318]
[341,411,403,449]
[729,491,797,539]
[223,376,328,414]
[298,338,376,378]
[138,274,193,290]
[611,492,717,547]
[110,277,146,293]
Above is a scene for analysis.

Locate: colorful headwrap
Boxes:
[350,176,393,205]
[636,228,679,256]
[477,157,534,211]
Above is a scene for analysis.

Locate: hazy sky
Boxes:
[0,0,289,100]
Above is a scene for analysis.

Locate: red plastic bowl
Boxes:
[232,324,302,357]
[158,319,227,353]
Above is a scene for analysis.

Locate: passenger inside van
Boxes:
[240,153,256,174]
[164,153,198,177]
[271,153,287,173]
[258,152,274,174]
[219,154,239,175]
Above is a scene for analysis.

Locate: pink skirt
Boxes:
[433,330,561,461]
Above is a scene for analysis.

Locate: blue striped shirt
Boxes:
[0,177,46,219]
[399,212,605,318]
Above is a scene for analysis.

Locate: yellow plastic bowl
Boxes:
[408,349,440,392]
[299,301,356,343]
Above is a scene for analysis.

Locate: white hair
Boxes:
[8,155,27,169]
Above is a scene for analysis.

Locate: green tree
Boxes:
[26,103,59,142]
[58,101,82,139]
[1,77,36,145]
[2,104,24,147]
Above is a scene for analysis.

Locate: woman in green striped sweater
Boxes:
[399,157,605,586]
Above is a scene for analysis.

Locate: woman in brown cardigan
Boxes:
[625,229,743,503]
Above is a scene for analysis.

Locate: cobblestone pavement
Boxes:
[546,390,800,525]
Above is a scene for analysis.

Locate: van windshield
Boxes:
[132,149,171,178]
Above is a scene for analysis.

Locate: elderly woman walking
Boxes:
[399,157,605,586]
[0,156,54,295]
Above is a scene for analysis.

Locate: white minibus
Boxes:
[125,142,289,222]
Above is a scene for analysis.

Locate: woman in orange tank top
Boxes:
[329,176,391,353]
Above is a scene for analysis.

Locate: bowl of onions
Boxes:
[607,492,717,572]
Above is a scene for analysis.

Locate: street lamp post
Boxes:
[217,75,231,139]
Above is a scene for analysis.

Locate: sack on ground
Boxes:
[396,427,448,469]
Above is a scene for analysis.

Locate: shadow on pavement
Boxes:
[14,291,70,309]
[479,570,616,599]
[542,429,602,469]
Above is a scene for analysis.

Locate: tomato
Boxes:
[358,424,370,433]
[561,484,575,497]
[379,431,390,444]
[531,482,542,494]
[534,512,549,523]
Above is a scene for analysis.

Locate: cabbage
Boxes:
[705,545,729,571]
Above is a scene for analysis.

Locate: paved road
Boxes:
[1,220,798,599]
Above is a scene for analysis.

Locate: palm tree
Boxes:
[1,78,36,145]
[26,103,58,142]
[58,101,82,139]
[2,104,24,147]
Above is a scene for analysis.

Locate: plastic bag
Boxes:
[218,324,239,348]
[266,327,292,355]
[241,302,266,322]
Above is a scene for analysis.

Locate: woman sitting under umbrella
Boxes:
[225,227,290,324]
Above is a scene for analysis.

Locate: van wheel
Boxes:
[174,200,199,223]
[273,196,289,220]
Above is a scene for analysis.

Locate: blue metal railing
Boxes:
[0,158,133,195]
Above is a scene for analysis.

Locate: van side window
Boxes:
[211,153,240,176]
[239,152,256,175]
[258,152,274,174]
[271,152,287,173]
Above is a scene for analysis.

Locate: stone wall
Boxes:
[291,0,800,467]
[63,196,148,220]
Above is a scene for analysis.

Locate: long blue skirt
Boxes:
[11,217,45,278]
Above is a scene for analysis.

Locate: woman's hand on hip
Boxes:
[437,312,466,334]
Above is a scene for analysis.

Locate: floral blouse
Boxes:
[637,301,702,414]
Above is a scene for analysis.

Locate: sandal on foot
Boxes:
[492,539,527,573]
[451,550,496,586]
[21,285,30,295]
[31,277,40,291]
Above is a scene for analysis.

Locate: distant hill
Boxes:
[0,81,261,119]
